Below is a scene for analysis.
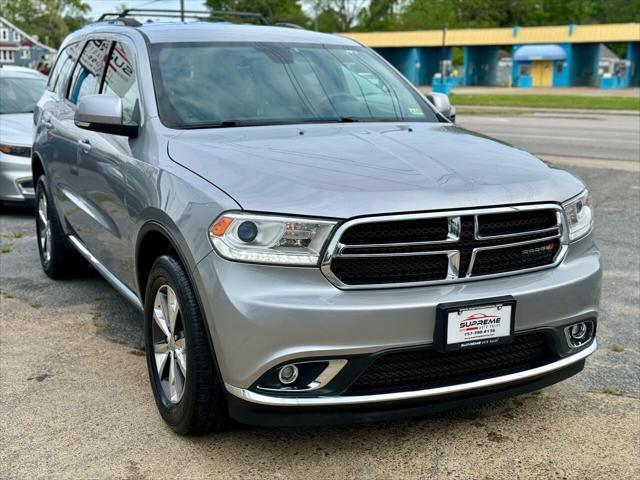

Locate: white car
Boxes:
[0,66,47,205]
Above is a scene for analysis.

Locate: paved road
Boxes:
[458,112,640,162]
[1,113,639,479]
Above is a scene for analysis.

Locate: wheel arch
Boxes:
[135,214,226,390]
[31,152,47,186]
[135,217,200,303]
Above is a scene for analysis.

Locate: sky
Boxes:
[86,0,208,20]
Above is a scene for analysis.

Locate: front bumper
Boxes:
[194,232,600,420]
[226,349,590,426]
[0,152,34,203]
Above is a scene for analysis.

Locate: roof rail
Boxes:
[273,22,306,30]
[96,9,268,26]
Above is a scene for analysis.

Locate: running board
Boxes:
[68,235,143,311]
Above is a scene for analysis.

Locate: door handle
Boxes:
[78,139,92,153]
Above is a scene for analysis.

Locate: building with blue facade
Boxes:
[344,23,640,89]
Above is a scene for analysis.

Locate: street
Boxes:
[458,111,640,162]
[1,111,639,479]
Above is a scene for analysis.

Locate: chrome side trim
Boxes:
[68,235,143,311]
[321,203,568,290]
[60,186,103,227]
[225,340,596,407]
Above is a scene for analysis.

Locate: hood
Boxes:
[167,123,583,219]
[0,113,34,146]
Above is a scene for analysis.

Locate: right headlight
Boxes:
[562,190,592,242]
[208,212,337,266]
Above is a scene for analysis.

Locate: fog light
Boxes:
[278,364,299,385]
[569,323,588,341]
[565,321,594,348]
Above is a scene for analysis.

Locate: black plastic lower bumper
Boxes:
[226,359,585,427]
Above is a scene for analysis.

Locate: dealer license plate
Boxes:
[441,301,515,352]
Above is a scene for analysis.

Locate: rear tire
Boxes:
[144,254,229,435]
[35,176,89,279]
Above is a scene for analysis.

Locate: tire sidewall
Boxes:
[144,256,199,431]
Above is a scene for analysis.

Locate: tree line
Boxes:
[1,0,638,49]
[208,0,639,32]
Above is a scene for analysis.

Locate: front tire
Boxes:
[144,254,229,435]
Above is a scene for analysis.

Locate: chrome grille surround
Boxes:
[321,204,568,290]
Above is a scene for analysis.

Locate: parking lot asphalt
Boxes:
[1,112,639,479]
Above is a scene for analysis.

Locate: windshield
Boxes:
[0,77,47,114]
[149,42,439,128]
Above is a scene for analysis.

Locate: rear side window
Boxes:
[48,43,81,94]
[101,42,140,124]
[67,39,111,104]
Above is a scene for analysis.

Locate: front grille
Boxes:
[345,333,556,396]
[340,217,449,245]
[331,254,449,285]
[471,238,561,276]
[477,210,558,237]
[325,206,564,287]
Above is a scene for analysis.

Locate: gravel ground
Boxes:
[1,160,639,478]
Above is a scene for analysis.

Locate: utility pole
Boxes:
[441,24,447,76]
[180,0,185,22]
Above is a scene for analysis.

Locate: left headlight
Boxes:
[0,144,31,158]
[562,190,593,242]
[209,212,337,266]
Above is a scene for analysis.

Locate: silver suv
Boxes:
[32,17,601,434]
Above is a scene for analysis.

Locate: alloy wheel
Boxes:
[37,194,52,264]
[152,285,187,404]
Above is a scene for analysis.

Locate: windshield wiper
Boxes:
[182,120,245,129]
[337,116,359,123]
[217,120,242,128]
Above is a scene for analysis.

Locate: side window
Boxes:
[51,43,81,94]
[48,45,71,90]
[67,39,111,104]
[102,42,140,124]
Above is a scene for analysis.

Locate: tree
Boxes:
[308,0,368,31]
[356,0,399,31]
[397,0,640,31]
[205,0,310,27]
[0,0,90,48]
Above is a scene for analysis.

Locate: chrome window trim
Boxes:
[321,204,568,290]
[226,340,596,407]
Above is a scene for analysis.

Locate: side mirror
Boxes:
[426,92,456,123]
[74,95,138,137]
